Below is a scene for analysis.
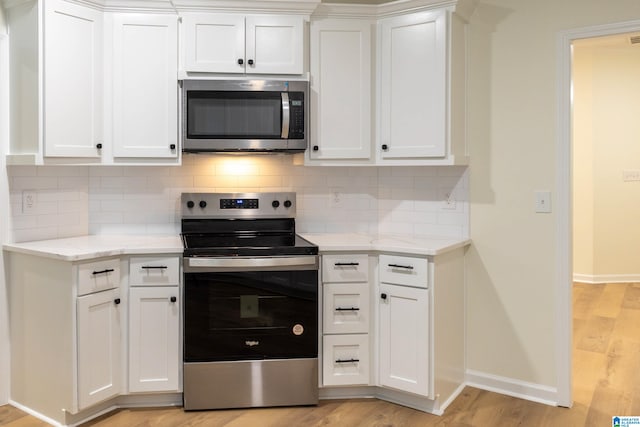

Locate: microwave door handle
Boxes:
[281,92,290,139]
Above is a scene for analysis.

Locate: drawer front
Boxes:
[322,254,369,283]
[323,283,369,334]
[78,258,121,296]
[129,256,181,286]
[322,334,370,386]
[379,254,428,288]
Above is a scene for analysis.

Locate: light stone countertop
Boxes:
[299,233,471,256]
[3,233,470,262]
[3,235,183,262]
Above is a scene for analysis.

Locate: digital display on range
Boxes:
[220,198,259,209]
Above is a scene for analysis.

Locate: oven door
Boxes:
[183,256,318,363]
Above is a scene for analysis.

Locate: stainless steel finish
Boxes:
[181,192,296,219]
[281,92,290,139]
[183,358,318,410]
[182,79,308,153]
[185,255,318,272]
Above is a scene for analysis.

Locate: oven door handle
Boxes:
[185,255,318,271]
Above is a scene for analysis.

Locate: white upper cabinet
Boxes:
[181,13,304,75]
[112,14,179,159]
[378,10,446,160]
[307,1,471,166]
[5,0,181,165]
[43,0,104,158]
[181,13,245,73]
[308,18,372,163]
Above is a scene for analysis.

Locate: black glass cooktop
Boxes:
[181,218,318,257]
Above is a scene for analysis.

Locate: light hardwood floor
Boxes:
[1,282,638,426]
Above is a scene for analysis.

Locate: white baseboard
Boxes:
[573,273,640,284]
[465,370,558,406]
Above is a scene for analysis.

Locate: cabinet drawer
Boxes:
[323,283,369,334]
[322,334,370,386]
[129,256,180,286]
[379,254,428,288]
[78,258,121,296]
[322,254,369,283]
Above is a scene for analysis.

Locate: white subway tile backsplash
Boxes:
[7,157,469,241]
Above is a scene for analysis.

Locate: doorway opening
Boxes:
[557,20,640,408]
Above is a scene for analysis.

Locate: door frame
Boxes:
[556,18,640,408]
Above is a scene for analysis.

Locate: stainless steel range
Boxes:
[181,192,319,410]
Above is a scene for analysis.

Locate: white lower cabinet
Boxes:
[323,334,369,386]
[320,247,465,415]
[6,250,182,426]
[77,288,123,409]
[128,255,181,393]
[323,282,369,334]
[378,254,431,397]
[129,287,180,392]
[320,253,371,387]
[378,282,430,397]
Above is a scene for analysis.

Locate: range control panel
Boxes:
[182,192,296,219]
[220,198,259,209]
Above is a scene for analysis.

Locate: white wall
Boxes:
[1,3,11,405]
[466,0,640,393]
[573,38,640,281]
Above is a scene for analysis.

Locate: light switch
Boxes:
[535,191,551,213]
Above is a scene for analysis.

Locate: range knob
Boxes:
[186,200,195,209]
[199,200,207,208]
[272,200,280,208]
[284,200,292,208]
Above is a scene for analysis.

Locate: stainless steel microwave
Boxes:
[182,80,308,153]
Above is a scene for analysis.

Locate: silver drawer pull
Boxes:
[141,265,168,269]
[334,262,359,267]
[388,263,414,270]
[335,358,360,364]
[92,268,114,275]
[335,307,360,311]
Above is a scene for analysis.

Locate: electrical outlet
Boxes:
[442,192,456,210]
[330,188,343,208]
[623,170,640,182]
[22,190,37,214]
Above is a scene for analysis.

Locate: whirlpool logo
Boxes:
[245,340,260,347]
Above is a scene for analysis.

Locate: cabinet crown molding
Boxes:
[2,0,321,14]
[313,0,475,20]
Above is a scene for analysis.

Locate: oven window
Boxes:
[184,270,318,362]
[187,91,282,139]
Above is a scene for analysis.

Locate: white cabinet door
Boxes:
[378,283,431,397]
[112,14,178,158]
[182,13,245,73]
[129,287,180,392]
[309,19,371,161]
[181,13,303,75]
[245,15,303,75]
[77,288,122,409]
[378,10,446,159]
[44,0,103,158]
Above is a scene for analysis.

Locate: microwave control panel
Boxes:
[289,92,305,139]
